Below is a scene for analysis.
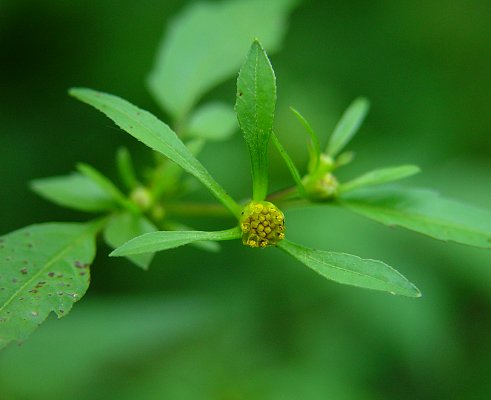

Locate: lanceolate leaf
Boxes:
[163,221,221,253]
[31,173,116,213]
[278,240,421,297]
[103,212,157,270]
[236,40,276,201]
[271,132,307,197]
[111,227,241,257]
[340,165,421,193]
[69,88,241,217]
[77,163,138,213]
[148,0,297,120]
[186,102,237,141]
[0,221,102,349]
[116,147,138,190]
[326,97,370,157]
[339,187,491,248]
[289,107,321,170]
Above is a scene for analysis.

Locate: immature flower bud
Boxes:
[130,186,153,211]
[240,201,285,248]
[303,172,339,201]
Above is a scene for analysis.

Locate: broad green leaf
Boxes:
[289,107,321,171]
[30,173,116,213]
[326,97,370,157]
[235,40,276,201]
[103,212,157,270]
[111,227,241,257]
[271,132,307,198]
[70,88,241,217]
[116,147,138,190]
[186,102,237,141]
[339,187,491,248]
[76,163,138,213]
[163,221,221,253]
[340,165,421,193]
[148,0,297,120]
[278,240,421,297]
[0,221,102,349]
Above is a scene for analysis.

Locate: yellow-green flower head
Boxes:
[240,201,285,248]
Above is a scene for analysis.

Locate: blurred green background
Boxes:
[1,0,491,398]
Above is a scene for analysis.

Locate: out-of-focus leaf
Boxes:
[290,107,321,171]
[186,102,237,141]
[116,147,138,190]
[76,163,138,213]
[340,165,421,193]
[148,0,297,120]
[111,227,241,257]
[235,40,276,201]
[0,221,101,349]
[70,88,241,217]
[30,173,116,212]
[271,132,307,197]
[278,240,421,297]
[339,187,491,248]
[326,97,370,157]
[103,212,157,270]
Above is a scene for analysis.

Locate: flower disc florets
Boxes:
[240,201,285,248]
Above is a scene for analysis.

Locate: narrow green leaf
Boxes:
[278,240,421,297]
[163,221,221,253]
[76,163,138,213]
[103,212,157,270]
[30,173,116,213]
[148,0,297,120]
[116,147,138,190]
[340,165,421,193]
[69,88,241,217]
[111,227,241,257]
[0,221,102,349]
[271,132,307,198]
[326,97,370,157]
[339,187,491,248]
[235,40,276,201]
[289,107,321,169]
[186,102,237,141]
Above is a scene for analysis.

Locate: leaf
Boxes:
[30,173,116,213]
[148,0,297,120]
[339,187,491,248]
[163,221,221,253]
[278,240,421,297]
[116,147,138,190]
[103,212,157,270]
[340,165,421,193]
[235,40,276,201]
[111,227,241,257]
[76,163,138,213]
[326,97,370,157]
[69,88,241,217]
[0,221,102,349]
[289,107,321,170]
[271,132,307,197]
[186,102,237,141]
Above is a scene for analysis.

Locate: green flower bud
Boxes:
[303,172,339,201]
[130,186,153,211]
[240,201,285,248]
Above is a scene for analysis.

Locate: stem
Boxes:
[164,202,232,218]
[266,186,299,202]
